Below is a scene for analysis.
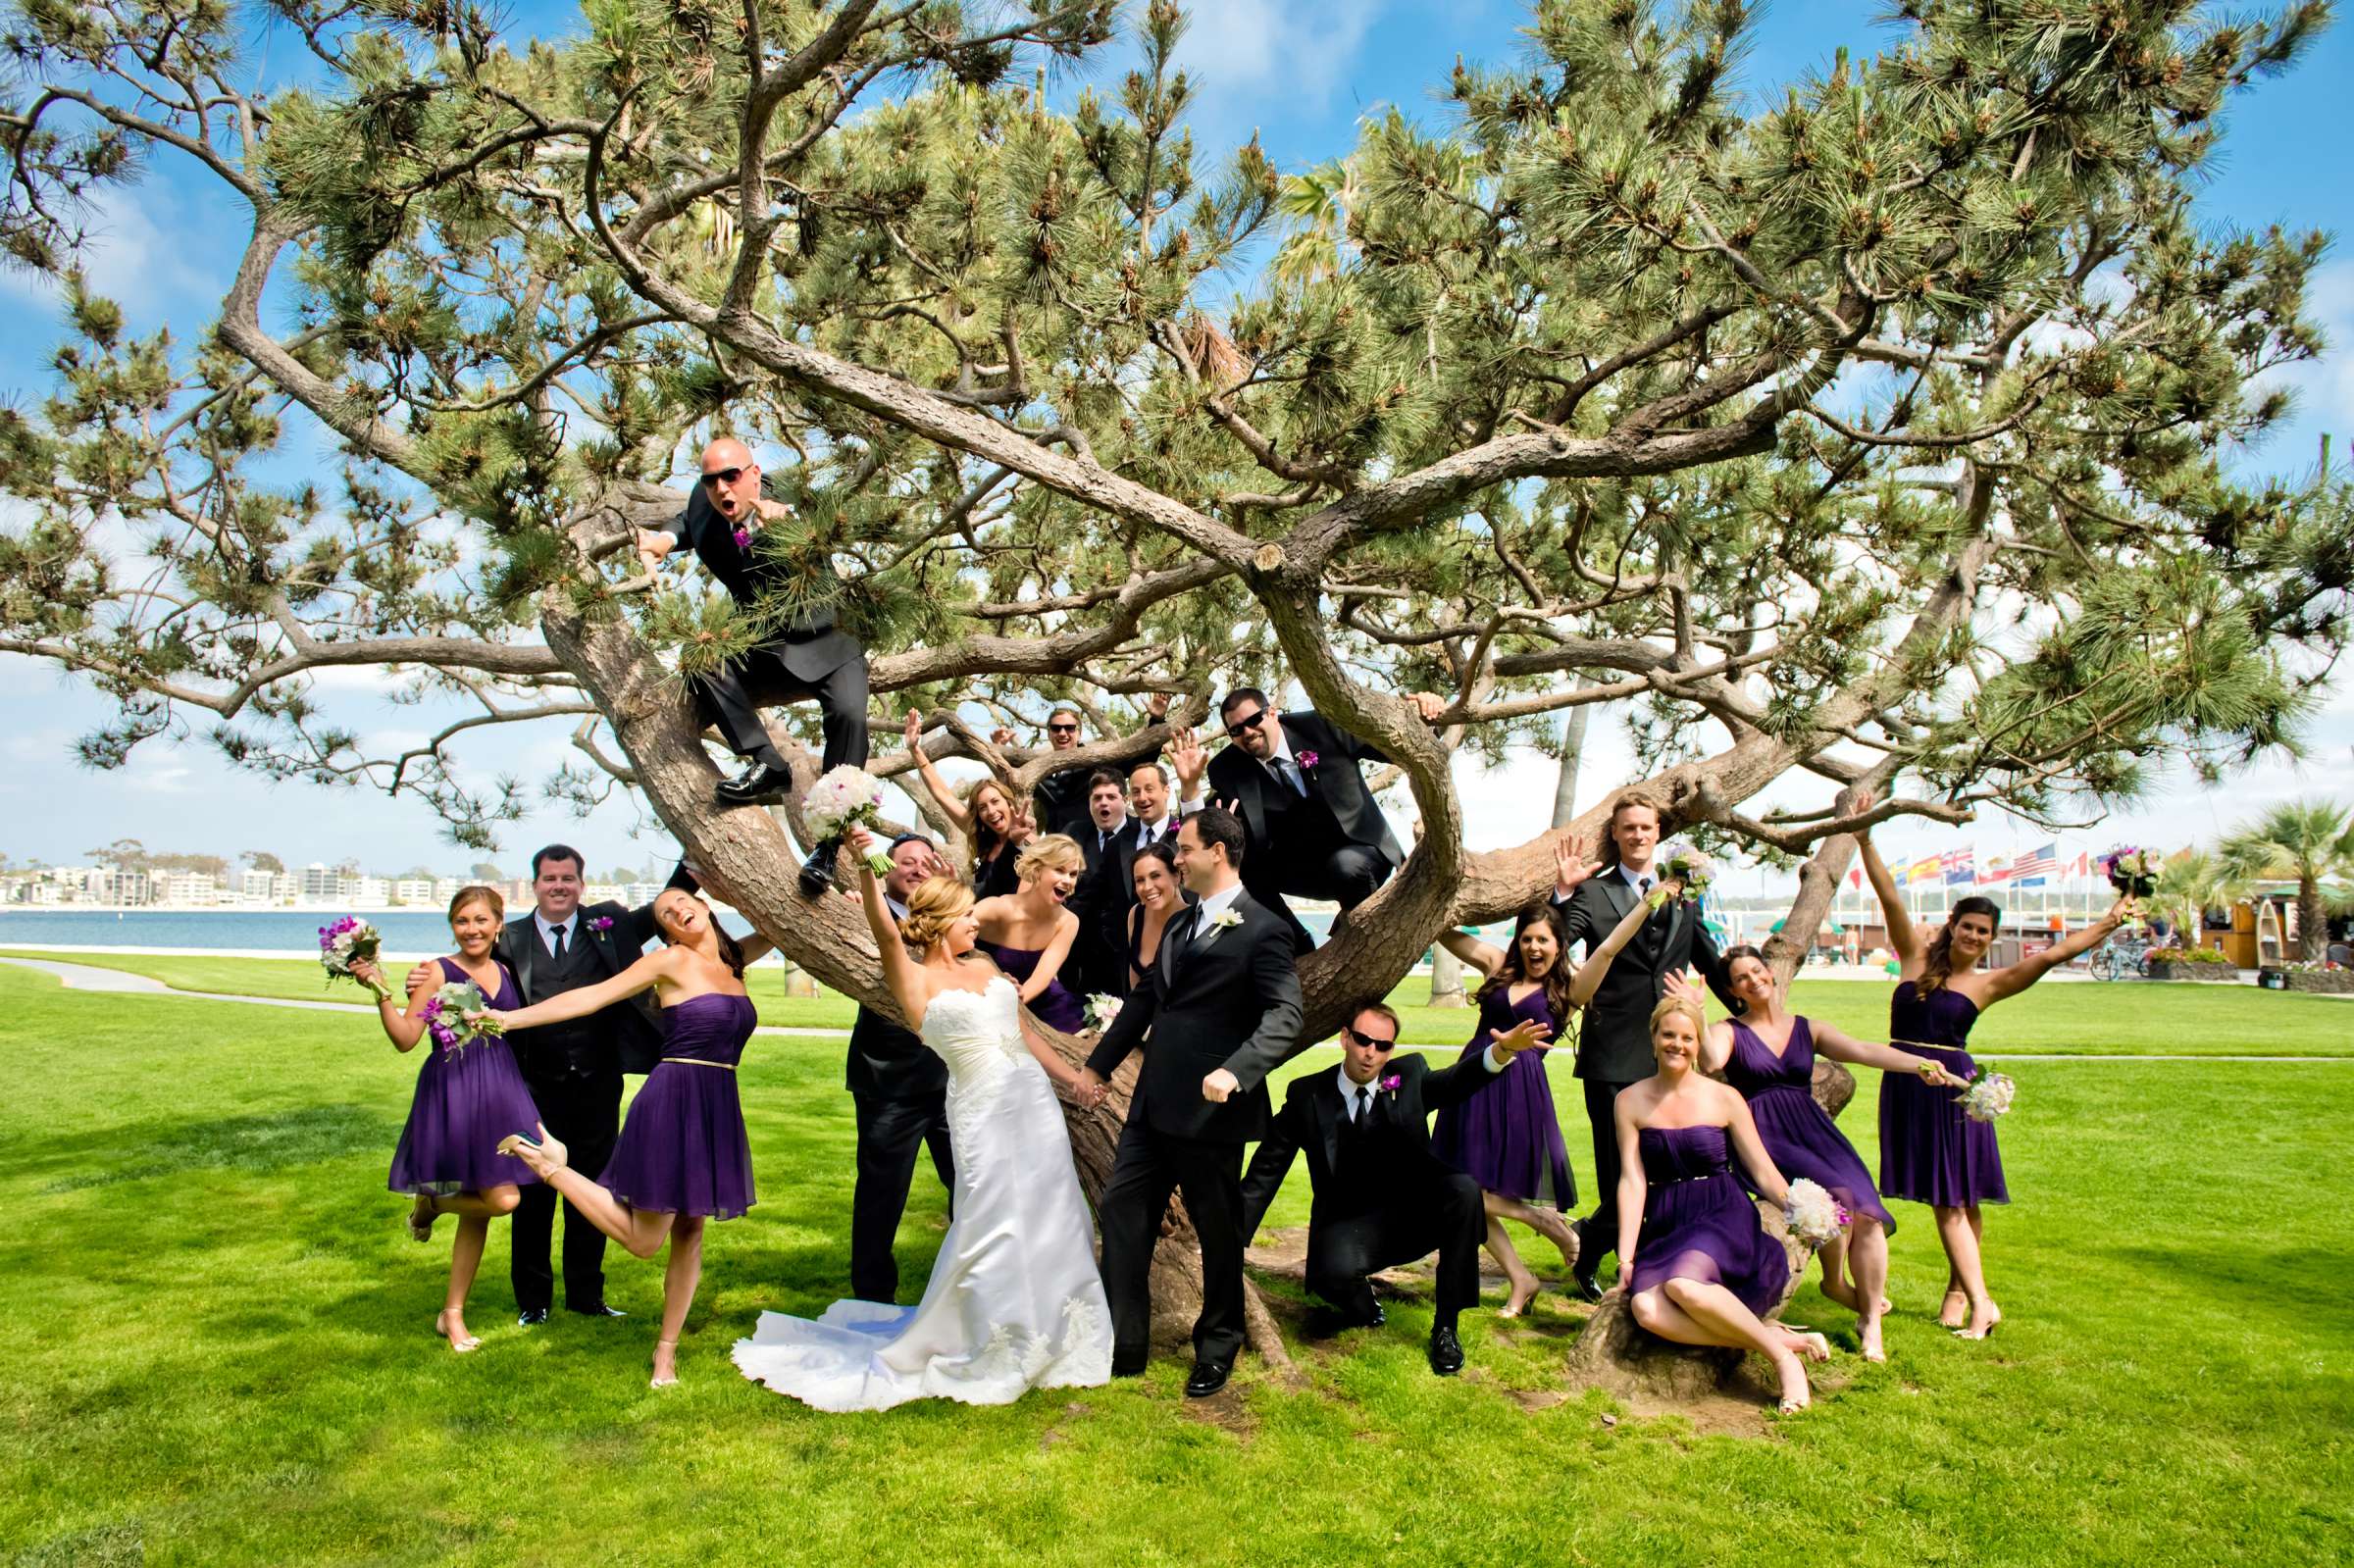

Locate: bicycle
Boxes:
[2089,930,2154,982]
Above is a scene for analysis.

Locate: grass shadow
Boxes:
[24,1104,402,1193]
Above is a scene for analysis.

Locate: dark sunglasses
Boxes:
[1339,1025,1397,1051]
[699,466,748,488]
[1223,708,1268,740]
[1047,722,1079,734]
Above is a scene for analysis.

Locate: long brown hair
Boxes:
[1477,902,1579,1031]
[1596,790,1663,873]
[962,777,1017,878]
[1918,895,2002,995]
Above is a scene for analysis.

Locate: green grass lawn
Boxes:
[12,946,2349,1056]
[1,964,2348,1565]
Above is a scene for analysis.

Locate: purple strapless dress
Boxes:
[1624,1124,1789,1319]
[988,942,1086,1033]
[597,992,757,1220]
[1721,1017,1894,1234]
[1880,982,2008,1207]
[1431,986,1574,1207]
[387,957,542,1196]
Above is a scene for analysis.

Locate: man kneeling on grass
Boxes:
[1237,998,1550,1375]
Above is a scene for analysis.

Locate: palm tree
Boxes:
[2150,849,2246,947]
[2219,799,2354,959]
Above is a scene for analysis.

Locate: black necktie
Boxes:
[1353,1086,1369,1124]
[1638,877,1653,899]
[1276,758,1307,796]
[550,923,568,961]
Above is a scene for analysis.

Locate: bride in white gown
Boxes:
[734,831,1112,1410]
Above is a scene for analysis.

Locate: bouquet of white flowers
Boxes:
[1648,845,1717,911]
[1958,1071,2017,1123]
[317,916,388,999]
[2098,846,2163,897]
[802,765,894,875]
[419,980,506,1057]
[1085,993,1124,1032]
[1782,1178,1850,1246]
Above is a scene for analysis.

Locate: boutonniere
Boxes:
[588,916,615,936]
[732,526,752,551]
[1377,1073,1402,1094]
[1295,749,1319,772]
[1198,907,1245,945]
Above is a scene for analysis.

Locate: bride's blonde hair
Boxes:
[900,875,975,953]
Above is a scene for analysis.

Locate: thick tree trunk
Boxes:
[538,600,1291,1363]
[2297,879,2325,959]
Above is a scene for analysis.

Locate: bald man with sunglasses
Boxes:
[638,438,871,895]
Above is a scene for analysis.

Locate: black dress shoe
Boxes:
[567,1302,627,1318]
[796,840,839,898]
[1184,1360,1232,1398]
[715,762,792,806]
[1427,1325,1464,1377]
[516,1307,550,1327]
[1564,1268,1604,1304]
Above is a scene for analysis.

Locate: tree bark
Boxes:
[1550,704,1591,831]
[1428,943,1468,1007]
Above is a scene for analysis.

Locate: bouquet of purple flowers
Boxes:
[418,980,505,1057]
[317,916,388,999]
[2098,846,2163,897]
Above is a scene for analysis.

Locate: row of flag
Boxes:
[1844,843,2087,890]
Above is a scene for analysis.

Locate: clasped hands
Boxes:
[1066,1065,1243,1110]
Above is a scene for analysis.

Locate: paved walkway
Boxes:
[0,956,851,1037]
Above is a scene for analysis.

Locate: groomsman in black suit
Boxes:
[490,845,685,1324]
[1204,686,1445,949]
[1080,754,1208,997]
[1240,1000,1532,1374]
[1550,792,1736,1298]
[1079,806,1305,1397]
[1019,693,1177,837]
[636,436,870,896]
[1066,768,1134,998]
[844,833,956,1303]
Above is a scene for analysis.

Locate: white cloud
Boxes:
[1164,0,1391,141]
[0,180,213,322]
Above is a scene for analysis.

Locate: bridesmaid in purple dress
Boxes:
[1432,835,1669,1315]
[491,888,774,1388]
[1696,948,1965,1362]
[974,833,1086,1032]
[1614,992,1830,1414]
[1858,798,2132,1340]
[355,885,541,1354]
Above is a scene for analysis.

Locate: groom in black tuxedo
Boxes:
[1203,686,1444,950]
[1239,1000,1524,1375]
[844,832,955,1303]
[1080,805,1305,1397]
[491,845,689,1324]
[636,436,870,896]
[1551,792,1736,1298]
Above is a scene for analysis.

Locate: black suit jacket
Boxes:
[665,486,862,683]
[1084,890,1305,1141]
[1206,712,1406,877]
[495,899,667,1077]
[1239,1050,1499,1239]
[1031,766,1093,835]
[1555,873,1735,1083]
[848,898,949,1101]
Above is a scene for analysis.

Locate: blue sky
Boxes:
[1,0,2347,883]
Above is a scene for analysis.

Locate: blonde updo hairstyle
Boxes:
[901,874,976,954]
[1648,991,1709,1044]
[1015,833,1085,886]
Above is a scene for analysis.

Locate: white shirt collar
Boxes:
[1093,814,1130,844]
[1335,1066,1378,1120]
[1259,723,1295,774]
[1617,862,1658,892]
[1193,881,1246,927]
[534,909,577,953]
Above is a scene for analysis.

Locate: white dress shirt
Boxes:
[1617,862,1659,898]
[1333,1047,1508,1122]
[533,910,579,958]
[1189,880,1246,937]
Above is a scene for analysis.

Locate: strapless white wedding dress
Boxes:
[733,976,1112,1410]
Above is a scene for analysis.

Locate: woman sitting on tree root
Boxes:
[1613,992,1829,1415]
